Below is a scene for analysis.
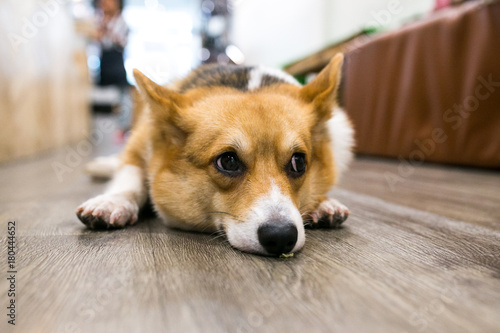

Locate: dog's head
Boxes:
[134,54,344,255]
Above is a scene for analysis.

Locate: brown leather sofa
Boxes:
[343,1,500,168]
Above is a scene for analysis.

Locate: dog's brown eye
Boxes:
[288,153,306,178]
[215,152,244,177]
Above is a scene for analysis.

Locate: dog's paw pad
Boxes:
[308,198,350,229]
[76,194,138,230]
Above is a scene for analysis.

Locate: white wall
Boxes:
[231,0,434,68]
[231,0,328,68]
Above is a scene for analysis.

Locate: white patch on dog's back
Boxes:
[328,107,355,181]
[248,67,300,90]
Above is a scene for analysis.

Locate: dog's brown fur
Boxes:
[128,55,343,232]
[77,54,352,255]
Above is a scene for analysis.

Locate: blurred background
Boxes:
[1,0,499,168]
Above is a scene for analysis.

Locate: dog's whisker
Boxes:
[209,228,225,236]
[299,202,316,211]
[208,224,228,243]
[207,211,237,218]
[206,211,246,224]
[209,234,225,242]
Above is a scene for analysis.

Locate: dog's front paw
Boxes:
[76,194,138,229]
[308,198,350,229]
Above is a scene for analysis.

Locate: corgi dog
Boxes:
[76,53,354,256]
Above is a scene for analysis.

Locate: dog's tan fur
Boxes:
[77,54,353,255]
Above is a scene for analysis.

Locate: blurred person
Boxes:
[94,0,131,143]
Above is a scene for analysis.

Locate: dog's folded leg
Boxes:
[76,165,147,229]
[84,154,121,179]
[308,197,350,229]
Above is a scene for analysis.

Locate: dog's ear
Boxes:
[133,69,191,144]
[134,69,185,106]
[300,53,344,123]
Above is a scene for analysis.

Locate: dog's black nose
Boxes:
[258,223,298,255]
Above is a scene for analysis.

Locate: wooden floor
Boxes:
[1,115,499,333]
